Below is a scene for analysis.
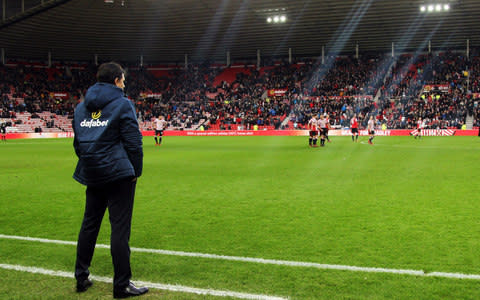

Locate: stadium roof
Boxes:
[1,0,480,63]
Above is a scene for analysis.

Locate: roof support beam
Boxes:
[0,0,72,30]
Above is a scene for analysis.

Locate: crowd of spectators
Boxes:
[1,49,480,132]
[375,50,479,129]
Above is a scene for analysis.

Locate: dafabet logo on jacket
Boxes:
[91,110,102,119]
[80,110,109,128]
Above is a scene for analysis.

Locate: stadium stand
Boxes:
[1,50,479,133]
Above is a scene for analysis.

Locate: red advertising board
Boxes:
[142,129,477,137]
[4,129,479,139]
[5,132,75,139]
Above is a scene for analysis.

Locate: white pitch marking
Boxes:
[1,234,480,280]
[0,263,287,300]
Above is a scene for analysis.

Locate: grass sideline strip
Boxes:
[0,263,287,300]
[2,234,480,280]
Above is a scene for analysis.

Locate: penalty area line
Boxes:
[2,234,480,280]
[0,263,287,300]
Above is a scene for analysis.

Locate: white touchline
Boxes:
[0,263,287,300]
[1,234,480,280]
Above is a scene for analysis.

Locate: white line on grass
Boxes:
[0,263,287,300]
[2,234,480,280]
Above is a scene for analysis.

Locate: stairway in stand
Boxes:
[465,114,474,130]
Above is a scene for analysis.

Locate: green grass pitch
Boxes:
[1,136,480,299]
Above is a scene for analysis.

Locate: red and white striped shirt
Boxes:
[350,117,358,128]
[367,119,375,131]
[417,120,424,129]
[155,118,168,130]
[317,118,328,129]
[308,117,318,131]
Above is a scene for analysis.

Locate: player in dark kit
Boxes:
[0,122,6,141]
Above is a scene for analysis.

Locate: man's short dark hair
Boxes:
[96,62,125,84]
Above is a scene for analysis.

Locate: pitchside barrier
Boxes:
[147,129,476,137]
[3,129,478,139]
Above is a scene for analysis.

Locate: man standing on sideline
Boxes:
[72,62,149,298]
[154,115,167,146]
[350,114,359,142]
[367,116,375,145]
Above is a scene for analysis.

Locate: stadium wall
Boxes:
[4,130,478,139]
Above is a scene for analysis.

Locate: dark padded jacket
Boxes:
[73,82,143,186]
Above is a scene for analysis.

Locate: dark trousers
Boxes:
[75,177,136,289]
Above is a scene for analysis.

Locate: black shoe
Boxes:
[76,278,93,292]
[114,282,149,298]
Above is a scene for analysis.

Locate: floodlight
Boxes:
[267,17,272,23]
[273,16,279,23]
[420,3,451,14]
[280,15,286,22]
